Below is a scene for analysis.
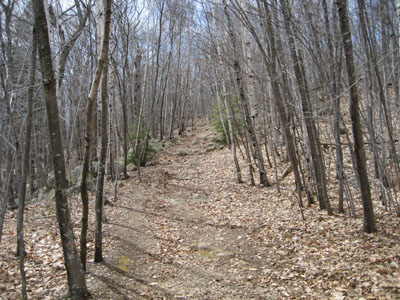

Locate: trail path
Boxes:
[89,123,277,299]
[87,122,400,300]
[2,122,399,300]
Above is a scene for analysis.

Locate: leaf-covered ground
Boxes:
[1,122,400,299]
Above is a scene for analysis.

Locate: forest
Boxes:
[0,0,400,299]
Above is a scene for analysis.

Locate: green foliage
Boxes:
[210,96,241,145]
[210,103,230,145]
[128,120,158,167]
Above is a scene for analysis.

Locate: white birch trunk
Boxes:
[241,0,261,140]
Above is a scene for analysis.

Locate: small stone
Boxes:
[177,148,191,156]
[198,242,211,250]
[126,163,137,172]
[216,251,234,257]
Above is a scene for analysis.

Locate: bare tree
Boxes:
[223,0,270,187]
[80,0,112,269]
[336,0,376,233]
[32,0,89,297]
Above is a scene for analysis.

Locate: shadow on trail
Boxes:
[107,221,175,243]
[89,260,176,300]
[112,204,247,231]
[100,232,238,299]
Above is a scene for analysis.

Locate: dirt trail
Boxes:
[87,122,400,300]
[89,126,272,299]
[89,123,276,299]
[1,122,399,299]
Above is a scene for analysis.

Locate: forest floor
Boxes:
[1,121,400,299]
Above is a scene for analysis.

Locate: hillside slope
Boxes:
[1,122,399,299]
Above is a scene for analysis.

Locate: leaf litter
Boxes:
[1,122,399,299]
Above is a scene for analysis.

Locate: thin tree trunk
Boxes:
[80,0,112,269]
[94,58,109,262]
[240,0,303,208]
[16,27,37,300]
[281,0,332,215]
[211,4,242,183]
[223,0,270,187]
[240,0,261,140]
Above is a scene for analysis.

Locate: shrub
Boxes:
[210,96,241,145]
[128,120,158,167]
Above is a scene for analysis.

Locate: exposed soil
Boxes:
[1,122,400,299]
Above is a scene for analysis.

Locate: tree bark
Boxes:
[16,27,38,300]
[223,0,270,187]
[80,0,112,269]
[336,0,376,233]
[281,0,332,215]
[94,61,108,263]
[211,4,242,183]
[32,0,89,297]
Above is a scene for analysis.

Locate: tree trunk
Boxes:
[242,0,303,207]
[211,4,242,183]
[80,0,112,269]
[336,0,376,233]
[16,27,37,300]
[240,0,261,141]
[223,0,270,187]
[94,61,109,263]
[281,0,332,215]
[32,0,89,297]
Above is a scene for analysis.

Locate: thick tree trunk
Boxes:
[337,0,376,233]
[32,0,89,297]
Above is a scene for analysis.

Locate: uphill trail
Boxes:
[1,124,399,300]
[89,122,277,299]
[87,121,400,300]
[89,122,291,300]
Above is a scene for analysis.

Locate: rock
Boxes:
[204,143,217,153]
[216,251,234,258]
[191,138,200,145]
[90,161,99,176]
[111,161,124,174]
[32,179,42,190]
[126,163,137,172]
[72,165,83,184]
[169,198,185,204]
[37,189,45,202]
[87,179,95,191]
[47,171,55,187]
[46,189,55,201]
[177,148,191,156]
[67,185,81,195]
[197,242,212,250]
[191,194,209,202]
